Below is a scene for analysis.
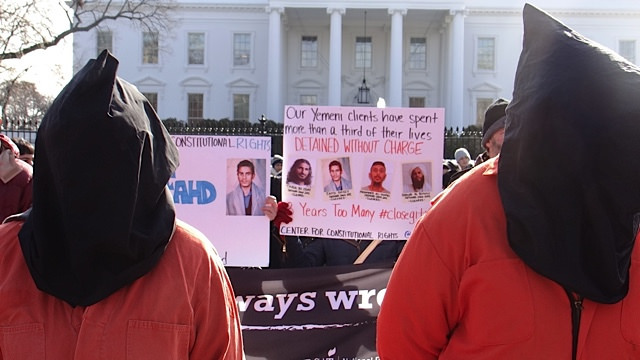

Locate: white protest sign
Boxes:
[281,105,444,240]
[168,135,271,267]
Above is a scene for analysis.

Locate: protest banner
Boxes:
[228,263,393,360]
[282,105,445,240]
[168,135,271,267]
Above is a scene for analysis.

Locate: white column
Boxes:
[266,7,284,121]
[388,8,406,107]
[327,8,345,106]
[448,9,465,129]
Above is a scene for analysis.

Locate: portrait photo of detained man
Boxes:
[402,163,432,193]
[361,161,391,193]
[226,159,266,216]
[324,159,352,192]
[286,158,312,187]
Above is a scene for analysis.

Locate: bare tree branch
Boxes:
[0,0,175,61]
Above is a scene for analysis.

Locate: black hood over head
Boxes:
[19,50,179,306]
[498,4,640,304]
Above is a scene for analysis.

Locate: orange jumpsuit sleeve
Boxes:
[179,222,245,359]
[377,219,459,359]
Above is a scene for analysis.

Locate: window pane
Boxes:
[409,97,425,108]
[188,93,204,121]
[188,32,205,65]
[233,94,249,121]
[355,36,372,69]
[477,37,495,71]
[409,37,426,70]
[476,98,494,125]
[234,33,251,66]
[97,30,113,56]
[301,36,318,68]
[300,95,317,106]
[143,31,159,64]
[619,40,636,63]
[142,92,158,111]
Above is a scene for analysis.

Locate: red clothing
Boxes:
[377,157,640,359]
[0,159,32,222]
[0,219,244,360]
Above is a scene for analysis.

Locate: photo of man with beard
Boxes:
[286,158,312,187]
[402,163,432,193]
[361,161,390,193]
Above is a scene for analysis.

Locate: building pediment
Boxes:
[292,79,323,89]
[226,78,258,88]
[405,80,434,91]
[469,82,501,92]
[135,76,165,87]
[179,76,211,87]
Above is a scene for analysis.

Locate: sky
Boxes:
[8,40,73,99]
[2,1,73,99]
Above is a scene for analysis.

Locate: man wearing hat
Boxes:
[476,98,510,164]
[0,134,32,222]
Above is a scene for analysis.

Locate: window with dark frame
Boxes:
[301,36,318,68]
[355,36,372,69]
[187,93,204,122]
[188,32,205,65]
[300,95,318,106]
[142,92,158,111]
[233,33,251,66]
[409,97,425,108]
[142,31,159,64]
[97,30,113,56]
[476,37,495,71]
[409,37,426,70]
[233,94,249,121]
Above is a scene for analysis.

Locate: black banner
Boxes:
[227,263,393,360]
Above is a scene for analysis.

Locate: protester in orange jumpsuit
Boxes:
[0,50,244,359]
[378,5,640,359]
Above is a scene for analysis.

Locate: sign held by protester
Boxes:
[228,263,392,359]
[169,135,271,267]
[282,105,444,240]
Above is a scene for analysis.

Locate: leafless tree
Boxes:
[0,0,175,62]
[0,80,51,130]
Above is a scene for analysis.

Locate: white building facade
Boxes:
[72,0,640,128]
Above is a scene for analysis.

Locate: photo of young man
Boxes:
[324,159,352,192]
[226,159,266,216]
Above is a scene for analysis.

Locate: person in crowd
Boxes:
[475,98,509,165]
[447,147,474,185]
[11,137,35,166]
[0,50,244,359]
[324,159,352,192]
[454,147,473,170]
[441,160,459,188]
[226,159,267,216]
[271,154,283,178]
[286,158,312,187]
[270,156,283,203]
[403,164,430,193]
[361,161,390,193]
[0,135,32,222]
[377,5,640,358]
